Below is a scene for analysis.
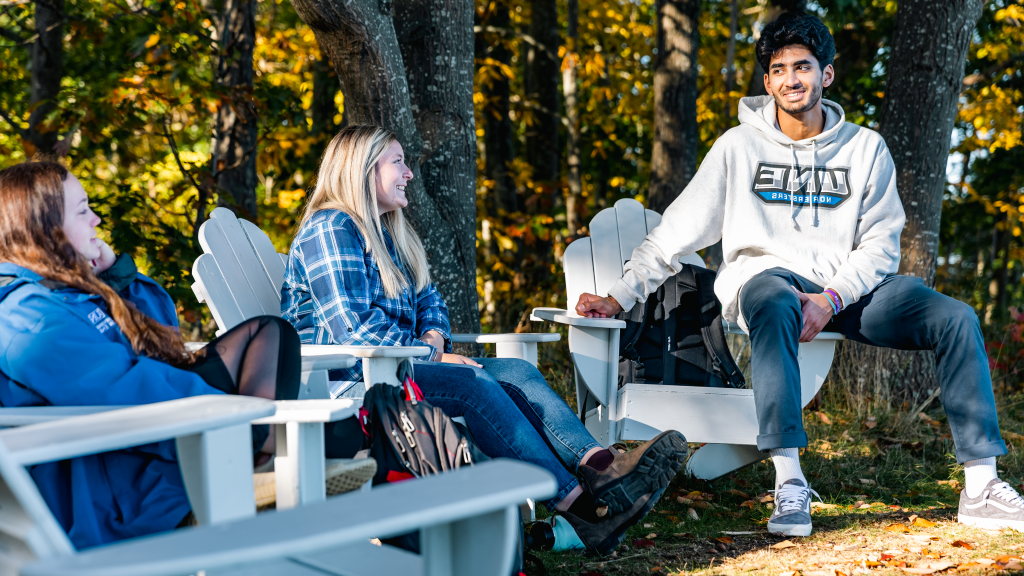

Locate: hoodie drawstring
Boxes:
[810,139,817,227]
[790,140,820,228]
[789,144,798,229]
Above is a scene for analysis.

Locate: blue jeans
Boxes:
[739,268,1007,463]
[412,358,602,508]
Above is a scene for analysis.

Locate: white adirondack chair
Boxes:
[191,207,560,520]
[191,207,560,389]
[0,397,556,576]
[0,351,361,512]
[531,199,845,480]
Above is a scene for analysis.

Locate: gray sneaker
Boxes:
[767,479,820,537]
[958,478,1024,531]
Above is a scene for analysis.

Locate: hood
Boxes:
[737,95,846,149]
[0,262,42,281]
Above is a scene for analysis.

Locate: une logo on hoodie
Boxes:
[751,162,852,208]
[87,307,117,334]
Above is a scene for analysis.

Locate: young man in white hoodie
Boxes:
[575,12,1019,537]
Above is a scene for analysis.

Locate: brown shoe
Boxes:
[578,430,688,516]
[560,485,668,556]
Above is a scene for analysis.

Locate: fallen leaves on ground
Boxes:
[771,540,798,549]
[864,416,878,429]
[740,499,757,509]
[715,536,734,544]
[901,560,954,574]
[759,494,774,503]
[634,538,656,548]
[885,523,913,533]
[818,412,832,424]
[811,501,839,509]
[686,507,699,520]
[911,516,937,527]
[724,489,751,499]
[950,539,973,549]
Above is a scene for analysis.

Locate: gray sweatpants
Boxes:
[738,267,1006,464]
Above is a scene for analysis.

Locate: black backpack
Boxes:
[359,366,489,486]
[359,364,525,575]
[617,264,745,389]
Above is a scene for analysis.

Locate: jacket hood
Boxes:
[737,95,846,149]
[0,262,42,281]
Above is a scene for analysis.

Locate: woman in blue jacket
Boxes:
[0,162,308,549]
[281,125,689,556]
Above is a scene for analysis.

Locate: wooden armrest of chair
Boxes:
[253,399,358,424]
[0,406,125,427]
[0,396,274,466]
[299,352,357,373]
[531,307,626,328]
[23,459,558,576]
[301,344,431,358]
[451,333,561,344]
[722,321,845,340]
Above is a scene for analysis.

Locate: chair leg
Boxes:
[685,444,764,481]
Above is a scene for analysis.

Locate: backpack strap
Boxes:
[692,267,746,388]
[661,274,678,386]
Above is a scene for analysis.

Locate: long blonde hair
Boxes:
[301,125,431,298]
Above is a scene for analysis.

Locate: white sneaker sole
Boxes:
[768,521,812,537]
[958,513,1024,531]
[254,457,377,509]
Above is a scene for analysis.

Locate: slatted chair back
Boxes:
[563,198,704,314]
[192,208,289,336]
[0,440,75,575]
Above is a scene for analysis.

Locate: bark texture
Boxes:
[832,0,984,405]
[212,0,259,219]
[26,0,64,157]
[525,0,560,184]
[394,0,480,333]
[563,0,581,234]
[290,0,481,333]
[477,1,517,213]
[311,54,343,137]
[647,0,698,215]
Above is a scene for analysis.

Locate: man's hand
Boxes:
[90,240,116,274]
[439,353,482,368]
[575,293,623,318]
[792,287,833,342]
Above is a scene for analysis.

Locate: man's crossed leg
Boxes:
[740,267,1013,536]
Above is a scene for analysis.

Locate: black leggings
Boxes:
[184,316,362,458]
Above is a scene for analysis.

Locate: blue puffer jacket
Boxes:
[0,262,223,549]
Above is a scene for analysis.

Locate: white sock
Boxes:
[770,448,807,488]
[964,457,997,498]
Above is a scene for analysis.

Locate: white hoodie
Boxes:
[607,95,905,329]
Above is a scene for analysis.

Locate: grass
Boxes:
[523,363,1024,575]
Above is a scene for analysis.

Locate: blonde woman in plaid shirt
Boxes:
[281,125,688,556]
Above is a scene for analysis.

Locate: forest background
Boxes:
[0,0,1022,404]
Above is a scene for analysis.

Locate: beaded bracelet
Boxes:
[823,291,839,315]
[823,289,842,315]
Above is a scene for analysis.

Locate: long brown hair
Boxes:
[0,162,192,366]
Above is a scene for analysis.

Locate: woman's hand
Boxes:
[439,353,482,368]
[90,239,117,274]
[420,330,445,352]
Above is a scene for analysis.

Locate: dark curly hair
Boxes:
[756,12,836,73]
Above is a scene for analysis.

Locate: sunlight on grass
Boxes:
[530,384,1024,575]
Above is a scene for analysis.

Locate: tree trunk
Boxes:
[26,0,64,158]
[832,0,984,406]
[525,0,559,184]
[647,0,698,215]
[290,0,482,333]
[478,0,517,213]
[746,0,806,97]
[212,0,259,220]
[722,0,738,126]
[394,0,480,333]
[563,0,581,235]
[311,53,343,138]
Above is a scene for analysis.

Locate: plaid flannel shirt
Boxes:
[281,210,452,396]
